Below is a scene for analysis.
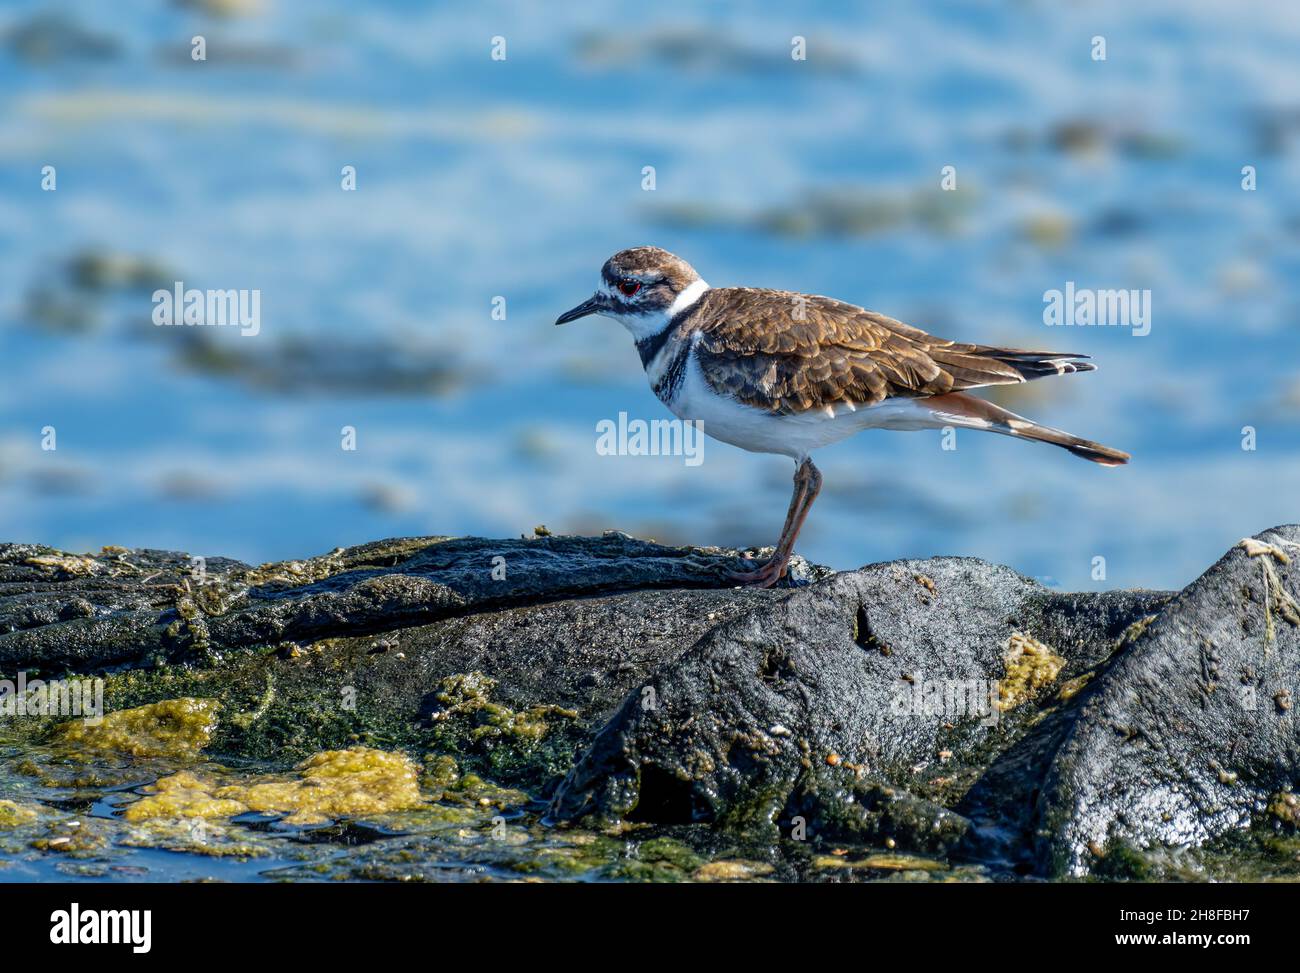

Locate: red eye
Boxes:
[618,280,641,296]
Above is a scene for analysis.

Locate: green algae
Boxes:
[229,673,276,729]
[0,799,40,828]
[636,835,705,871]
[124,746,425,825]
[9,714,1299,882]
[442,771,528,810]
[424,671,584,791]
[995,633,1066,712]
[430,672,578,745]
[1085,823,1300,883]
[814,852,948,872]
[5,679,1294,883]
[78,650,425,764]
[422,753,460,796]
[73,643,573,792]
[50,697,221,757]
[31,816,112,856]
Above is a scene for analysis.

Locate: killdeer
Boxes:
[557,247,1129,587]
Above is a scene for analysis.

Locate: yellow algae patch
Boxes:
[0,799,40,828]
[1117,613,1158,649]
[432,672,497,716]
[125,747,423,826]
[231,748,422,824]
[122,772,247,821]
[52,698,220,757]
[241,537,439,587]
[814,853,947,872]
[995,633,1065,712]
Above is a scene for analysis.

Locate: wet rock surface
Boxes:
[547,560,1168,845]
[963,527,1300,876]
[0,534,815,670]
[2,527,1299,880]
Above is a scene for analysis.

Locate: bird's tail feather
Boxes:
[929,347,1097,389]
[924,392,1130,467]
[981,349,1097,382]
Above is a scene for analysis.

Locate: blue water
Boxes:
[2,0,1298,591]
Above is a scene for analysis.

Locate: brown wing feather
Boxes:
[691,288,1091,414]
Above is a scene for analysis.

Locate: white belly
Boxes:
[667,352,945,460]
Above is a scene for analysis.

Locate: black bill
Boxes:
[555,294,608,325]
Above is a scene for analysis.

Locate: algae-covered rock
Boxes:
[785,773,973,856]
[0,799,40,828]
[546,529,1300,877]
[51,697,220,757]
[5,527,1300,880]
[962,526,1300,876]
[995,633,1066,711]
[548,558,1164,831]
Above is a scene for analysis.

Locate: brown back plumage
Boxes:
[687,287,1095,415]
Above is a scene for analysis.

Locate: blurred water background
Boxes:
[1,0,1298,591]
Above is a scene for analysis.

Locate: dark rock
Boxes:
[0,534,808,789]
[784,771,974,857]
[5,526,1299,879]
[963,526,1300,876]
[547,558,1168,841]
[0,534,811,670]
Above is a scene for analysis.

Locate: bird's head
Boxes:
[555,247,707,339]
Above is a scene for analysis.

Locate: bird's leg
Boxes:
[728,459,822,587]
[728,462,809,580]
[771,465,811,554]
[762,459,822,584]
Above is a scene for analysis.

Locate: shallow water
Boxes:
[3,729,1297,884]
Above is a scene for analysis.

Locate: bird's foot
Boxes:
[726,555,790,588]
